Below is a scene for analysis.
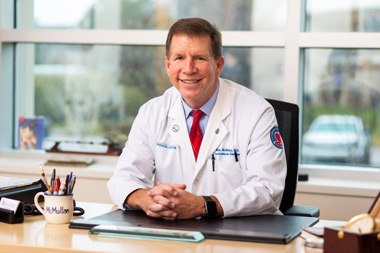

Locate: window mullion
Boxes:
[299,32,380,48]
[283,0,302,104]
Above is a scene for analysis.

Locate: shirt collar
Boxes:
[182,83,219,119]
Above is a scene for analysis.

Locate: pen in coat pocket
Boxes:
[212,154,215,172]
[234,150,239,162]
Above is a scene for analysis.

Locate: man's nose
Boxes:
[183,59,196,74]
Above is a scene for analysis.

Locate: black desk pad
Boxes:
[70,209,319,244]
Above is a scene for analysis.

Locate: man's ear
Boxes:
[165,56,171,76]
[216,56,225,76]
[165,56,170,69]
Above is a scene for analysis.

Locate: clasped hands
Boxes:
[143,181,205,220]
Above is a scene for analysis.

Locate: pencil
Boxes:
[40,164,52,194]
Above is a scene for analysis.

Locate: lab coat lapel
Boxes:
[194,80,230,178]
[167,95,196,167]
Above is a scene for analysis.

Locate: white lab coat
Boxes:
[107,78,286,217]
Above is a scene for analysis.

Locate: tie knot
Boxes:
[191,110,203,121]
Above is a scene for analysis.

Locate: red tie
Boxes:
[190,110,204,160]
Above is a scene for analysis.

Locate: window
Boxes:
[16,44,169,151]
[1,0,379,179]
[301,0,380,170]
[302,49,380,167]
[14,43,283,151]
[16,0,285,31]
[306,0,380,32]
[1,0,284,153]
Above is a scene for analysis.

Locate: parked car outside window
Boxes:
[302,115,371,164]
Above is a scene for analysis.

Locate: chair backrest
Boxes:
[265,98,299,213]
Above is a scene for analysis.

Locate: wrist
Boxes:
[202,195,217,218]
[126,188,149,212]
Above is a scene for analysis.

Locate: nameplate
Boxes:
[0,197,20,214]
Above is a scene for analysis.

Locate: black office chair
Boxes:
[266,98,320,217]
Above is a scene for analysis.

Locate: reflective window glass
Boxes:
[16,44,169,152]
[302,49,380,167]
[15,44,283,152]
[15,0,286,31]
[306,0,380,32]
[222,48,284,100]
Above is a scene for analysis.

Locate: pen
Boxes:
[40,164,52,194]
[64,174,69,195]
[68,175,76,194]
[234,150,239,162]
[212,154,215,172]
[53,177,60,195]
[50,168,56,191]
[56,177,61,193]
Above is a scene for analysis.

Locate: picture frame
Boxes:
[18,116,44,150]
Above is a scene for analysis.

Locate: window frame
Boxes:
[1,0,380,182]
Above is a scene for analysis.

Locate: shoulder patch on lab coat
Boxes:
[270,126,283,149]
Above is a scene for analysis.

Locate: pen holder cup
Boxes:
[34,192,73,224]
[324,227,380,253]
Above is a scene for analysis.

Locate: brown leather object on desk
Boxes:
[324,227,380,253]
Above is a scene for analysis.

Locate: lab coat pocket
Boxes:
[208,159,244,193]
[155,143,179,171]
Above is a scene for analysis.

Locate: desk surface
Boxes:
[0,202,346,253]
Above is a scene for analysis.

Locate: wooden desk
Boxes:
[0,202,345,253]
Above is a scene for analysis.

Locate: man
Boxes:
[108,17,286,220]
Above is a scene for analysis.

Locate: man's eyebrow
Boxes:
[170,52,182,57]
[194,53,209,57]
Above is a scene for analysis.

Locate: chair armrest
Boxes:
[283,205,320,217]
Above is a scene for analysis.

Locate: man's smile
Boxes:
[180,79,202,84]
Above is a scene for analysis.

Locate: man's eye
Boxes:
[197,57,205,60]
[175,57,183,60]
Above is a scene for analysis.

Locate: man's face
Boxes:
[165,34,224,109]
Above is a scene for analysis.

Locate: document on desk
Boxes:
[70,210,319,244]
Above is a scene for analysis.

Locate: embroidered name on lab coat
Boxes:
[214,148,239,156]
[156,143,177,149]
